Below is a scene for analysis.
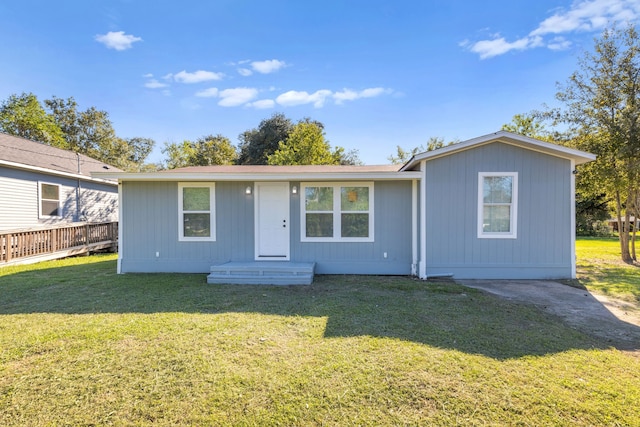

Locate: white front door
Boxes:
[255,182,290,260]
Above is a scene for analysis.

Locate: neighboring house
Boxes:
[0,132,120,230]
[95,131,595,280]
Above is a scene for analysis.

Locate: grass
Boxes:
[576,236,640,302]
[0,249,639,426]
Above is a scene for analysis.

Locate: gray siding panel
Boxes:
[291,180,413,275]
[120,180,414,274]
[424,142,572,279]
[120,181,256,273]
[0,166,118,230]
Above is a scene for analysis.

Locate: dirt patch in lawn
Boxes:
[457,280,640,352]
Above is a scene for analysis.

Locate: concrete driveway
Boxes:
[457,280,640,350]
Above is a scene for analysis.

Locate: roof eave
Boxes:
[401,131,596,170]
[1,160,118,186]
[93,171,423,182]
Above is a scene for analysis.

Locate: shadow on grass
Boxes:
[1,257,637,359]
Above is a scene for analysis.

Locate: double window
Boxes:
[39,182,61,218]
[301,182,374,242]
[178,183,216,241]
[478,172,518,239]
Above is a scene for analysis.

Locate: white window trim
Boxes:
[301,182,374,242]
[477,172,518,239]
[38,181,62,219]
[178,182,216,242]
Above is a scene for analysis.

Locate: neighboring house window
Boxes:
[478,172,518,239]
[178,183,216,241]
[39,182,61,218]
[301,182,374,242]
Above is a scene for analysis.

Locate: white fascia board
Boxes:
[93,171,423,182]
[401,131,596,171]
[0,159,118,186]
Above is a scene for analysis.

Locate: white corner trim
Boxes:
[570,160,577,279]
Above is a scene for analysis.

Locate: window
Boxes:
[301,182,374,242]
[178,183,215,241]
[39,182,61,218]
[478,172,518,239]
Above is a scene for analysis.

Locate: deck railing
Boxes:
[0,222,118,264]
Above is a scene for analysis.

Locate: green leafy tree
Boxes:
[44,96,155,171]
[0,92,66,147]
[501,113,551,140]
[388,137,456,164]
[268,121,340,165]
[163,134,237,169]
[238,113,293,165]
[551,25,640,262]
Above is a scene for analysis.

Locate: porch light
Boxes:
[292,186,298,195]
[245,186,252,195]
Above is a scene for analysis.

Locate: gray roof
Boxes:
[0,132,121,181]
[164,164,401,173]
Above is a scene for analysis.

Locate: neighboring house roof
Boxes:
[95,164,421,181]
[0,132,120,184]
[400,130,596,171]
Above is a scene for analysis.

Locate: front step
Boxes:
[207,261,315,285]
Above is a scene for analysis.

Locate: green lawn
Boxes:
[576,237,640,302]
[0,248,639,426]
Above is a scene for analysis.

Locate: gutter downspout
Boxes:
[570,160,577,279]
[117,180,123,274]
[419,160,427,279]
[411,179,418,276]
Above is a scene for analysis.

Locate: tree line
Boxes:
[0,96,361,171]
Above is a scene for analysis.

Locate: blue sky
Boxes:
[1,0,639,165]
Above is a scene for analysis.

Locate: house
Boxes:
[0,132,120,230]
[94,131,595,282]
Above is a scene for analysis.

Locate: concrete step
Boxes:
[207,261,315,285]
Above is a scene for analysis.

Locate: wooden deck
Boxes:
[0,221,118,266]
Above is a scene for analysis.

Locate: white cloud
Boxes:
[470,36,535,59]
[251,59,287,74]
[143,73,154,78]
[276,90,333,108]
[173,70,224,83]
[218,87,258,107]
[144,79,168,89]
[333,87,390,104]
[466,0,640,59]
[95,31,142,51]
[248,99,275,109]
[547,36,573,51]
[195,87,220,98]
[238,68,253,77]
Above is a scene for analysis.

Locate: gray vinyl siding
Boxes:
[120,180,413,274]
[291,181,413,274]
[0,166,118,230]
[423,142,573,279]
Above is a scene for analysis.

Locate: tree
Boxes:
[551,25,640,263]
[0,93,66,147]
[163,134,237,169]
[238,113,293,165]
[388,137,456,164]
[45,96,155,171]
[501,113,551,140]
[267,121,340,165]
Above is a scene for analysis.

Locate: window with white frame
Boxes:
[39,182,61,218]
[478,172,518,239]
[178,183,216,241]
[301,182,374,242]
